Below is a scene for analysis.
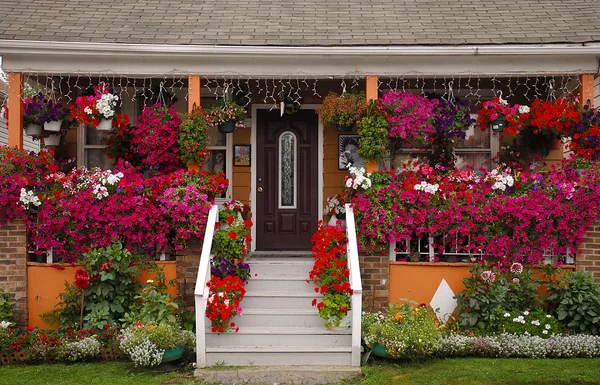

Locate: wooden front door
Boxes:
[256,109,319,250]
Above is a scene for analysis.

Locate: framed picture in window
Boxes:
[234,145,251,167]
[338,134,364,170]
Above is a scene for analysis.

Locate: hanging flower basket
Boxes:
[336,123,354,132]
[24,123,42,137]
[218,120,236,134]
[489,116,508,133]
[43,119,63,132]
[96,118,113,131]
[43,134,61,146]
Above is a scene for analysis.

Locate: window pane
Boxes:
[86,126,112,145]
[455,118,491,149]
[392,152,430,170]
[207,125,226,146]
[280,132,296,207]
[201,150,227,199]
[86,149,114,170]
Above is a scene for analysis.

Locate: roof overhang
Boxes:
[1,40,599,77]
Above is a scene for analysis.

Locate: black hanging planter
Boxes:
[489,116,508,133]
[218,120,236,134]
[336,123,353,132]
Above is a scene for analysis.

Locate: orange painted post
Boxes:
[365,76,379,173]
[7,73,24,149]
[580,74,595,107]
[187,75,202,172]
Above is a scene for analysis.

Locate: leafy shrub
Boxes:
[357,114,389,162]
[545,269,600,335]
[496,309,561,338]
[0,291,14,322]
[57,336,101,362]
[120,322,192,367]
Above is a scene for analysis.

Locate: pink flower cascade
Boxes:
[380,91,439,142]
[351,160,600,266]
[130,104,184,174]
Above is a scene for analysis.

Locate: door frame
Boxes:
[250,104,323,252]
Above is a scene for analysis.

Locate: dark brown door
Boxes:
[256,109,319,250]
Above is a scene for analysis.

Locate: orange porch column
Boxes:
[580,74,595,107]
[365,75,379,173]
[7,73,24,149]
[187,75,201,172]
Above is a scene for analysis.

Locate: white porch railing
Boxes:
[194,204,219,368]
[344,203,362,367]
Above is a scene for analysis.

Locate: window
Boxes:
[79,125,114,169]
[279,131,297,208]
[200,124,232,201]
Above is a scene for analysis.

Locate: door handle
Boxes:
[257,187,264,193]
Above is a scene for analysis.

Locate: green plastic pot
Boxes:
[218,120,236,133]
[489,116,508,133]
[161,347,184,363]
[371,343,394,359]
[336,123,353,132]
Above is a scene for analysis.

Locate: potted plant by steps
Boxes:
[316,293,351,330]
[70,82,119,131]
[205,275,246,333]
[178,105,210,170]
[23,93,47,137]
[324,194,346,227]
[205,100,246,134]
[317,92,367,132]
[119,322,195,368]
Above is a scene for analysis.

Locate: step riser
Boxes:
[206,333,351,347]
[248,263,313,277]
[234,314,324,328]
[206,352,352,366]
[242,296,317,309]
[245,279,315,293]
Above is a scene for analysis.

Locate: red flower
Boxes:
[227,232,238,240]
[74,268,90,290]
[243,219,253,229]
[226,215,235,226]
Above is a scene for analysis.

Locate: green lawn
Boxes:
[1,358,600,385]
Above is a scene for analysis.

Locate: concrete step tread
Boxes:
[244,291,321,298]
[206,346,351,353]
[249,275,311,281]
[247,259,313,265]
[205,326,351,335]
[242,308,319,315]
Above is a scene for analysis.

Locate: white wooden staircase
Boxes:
[194,205,362,368]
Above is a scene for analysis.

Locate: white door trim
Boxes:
[250,104,323,252]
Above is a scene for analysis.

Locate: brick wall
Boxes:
[176,237,203,312]
[577,220,600,283]
[359,254,389,312]
[0,220,28,326]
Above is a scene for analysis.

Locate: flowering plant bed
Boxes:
[70,83,119,129]
[119,323,194,367]
[316,92,367,129]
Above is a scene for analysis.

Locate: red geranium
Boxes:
[74,269,90,290]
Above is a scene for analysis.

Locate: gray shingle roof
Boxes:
[1,0,599,46]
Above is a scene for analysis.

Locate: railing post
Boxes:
[344,204,362,367]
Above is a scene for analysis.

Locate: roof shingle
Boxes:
[0,0,599,46]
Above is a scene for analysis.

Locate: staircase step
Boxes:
[247,258,313,277]
[205,346,352,366]
[234,309,324,328]
[242,291,320,309]
[206,327,351,347]
[245,276,315,293]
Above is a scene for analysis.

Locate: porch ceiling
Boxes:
[1,0,599,47]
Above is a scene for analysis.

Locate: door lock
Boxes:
[257,187,264,193]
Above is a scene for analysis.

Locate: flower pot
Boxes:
[371,343,394,359]
[43,134,61,146]
[336,123,353,132]
[489,116,508,133]
[161,347,184,363]
[328,214,338,227]
[25,123,43,137]
[43,120,62,132]
[96,118,113,131]
[218,120,236,134]
[332,312,351,330]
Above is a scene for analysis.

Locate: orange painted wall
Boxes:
[27,261,177,329]
[323,124,357,210]
[232,127,252,206]
[389,262,575,306]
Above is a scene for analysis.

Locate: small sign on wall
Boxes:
[234,145,251,167]
[338,134,364,170]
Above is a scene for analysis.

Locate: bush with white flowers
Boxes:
[57,336,101,362]
[345,167,372,190]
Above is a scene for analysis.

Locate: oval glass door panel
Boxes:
[279,131,296,208]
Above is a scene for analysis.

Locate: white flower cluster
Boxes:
[19,188,41,209]
[487,169,514,192]
[92,170,124,200]
[57,336,101,362]
[413,181,439,194]
[120,328,165,368]
[345,167,372,190]
[92,184,109,200]
[0,321,12,329]
[324,195,346,215]
[209,291,230,306]
[95,93,119,119]
[518,105,530,114]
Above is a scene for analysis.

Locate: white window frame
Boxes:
[278,130,297,209]
[77,123,109,168]
[206,130,233,203]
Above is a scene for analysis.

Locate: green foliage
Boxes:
[545,269,600,335]
[318,293,351,329]
[212,221,248,260]
[122,264,179,326]
[496,309,561,338]
[316,92,367,127]
[40,281,82,331]
[358,114,390,162]
[178,107,210,165]
[454,263,542,333]
[0,290,14,322]
[121,322,186,350]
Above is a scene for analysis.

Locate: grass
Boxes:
[1,358,600,385]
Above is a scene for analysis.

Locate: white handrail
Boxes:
[344,203,362,367]
[194,204,219,368]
